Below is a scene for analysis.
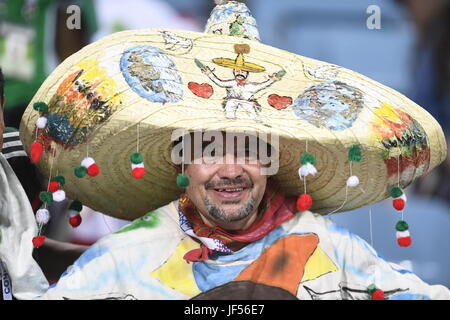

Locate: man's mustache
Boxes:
[205,177,253,190]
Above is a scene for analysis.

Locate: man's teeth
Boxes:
[217,188,244,192]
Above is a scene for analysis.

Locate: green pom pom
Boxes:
[74,166,87,178]
[130,152,143,164]
[39,191,53,205]
[176,174,190,188]
[33,102,48,113]
[367,283,378,295]
[69,200,83,212]
[51,175,65,187]
[390,186,403,198]
[300,151,316,165]
[395,220,409,231]
[348,145,362,162]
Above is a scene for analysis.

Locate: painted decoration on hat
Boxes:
[193,44,285,122]
[370,102,430,186]
[304,64,341,81]
[120,45,183,104]
[204,0,260,41]
[292,80,365,131]
[160,31,193,53]
[42,59,122,148]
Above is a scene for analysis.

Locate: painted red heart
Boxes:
[188,82,214,99]
[268,94,292,110]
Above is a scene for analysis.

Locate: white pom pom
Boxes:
[81,157,95,168]
[52,190,66,202]
[396,230,410,238]
[346,175,360,187]
[298,163,317,180]
[36,117,48,129]
[131,162,145,169]
[36,209,50,224]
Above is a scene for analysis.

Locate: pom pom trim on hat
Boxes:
[367,283,385,300]
[130,152,144,165]
[390,186,403,198]
[69,200,83,212]
[48,180,60,193]
[177,174,190,188]
[346,175,360,187]
[69,214,82,228]
[87,163,100,177]
[32,236,46,248]
[30,142,43,163]
[33,102,48,113]
[51,176,65,187]
[36,209,50,224]
[81,157,95,168]
[39,191,53,206]
[396,230,412,247]
[298,162,317,180]
[300,151,316,165]
[132,167,146,179]
[36,116,48,129]
[52,189,66,202]
[296,193,313,212]
[74,165,87,178]
[348,145,362,162]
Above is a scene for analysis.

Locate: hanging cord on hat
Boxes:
[323,144,364,215]
[130,122,146,179]
[296,140,315,212]
[391,155,411,247]
[176,132,190,188]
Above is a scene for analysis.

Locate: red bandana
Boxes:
[179,181,297,262]
[236,79,246,86]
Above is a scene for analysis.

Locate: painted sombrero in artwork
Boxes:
[20,0,446,223]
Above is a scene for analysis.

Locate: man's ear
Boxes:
[1,95,5,111]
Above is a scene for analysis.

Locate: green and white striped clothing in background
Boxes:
[1,127,28,160]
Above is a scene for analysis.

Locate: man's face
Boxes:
[234,69,249,81]
[183,134,268,229]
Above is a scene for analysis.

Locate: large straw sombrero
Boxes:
[20,1,446,221]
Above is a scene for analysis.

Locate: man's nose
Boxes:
[216,159,244,180]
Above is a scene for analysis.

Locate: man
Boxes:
[1,0,450,300]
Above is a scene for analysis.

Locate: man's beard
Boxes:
[204,196,257,223]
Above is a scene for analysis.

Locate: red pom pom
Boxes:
[132,167,146,179]
[69,214,82,228]
[30,142,43,163]
[48,181,60,192]
[297,193,313,212]
[32,235,46,248]
[393,198,405,211]
[87,164,100,177]
[397,236,412,247]
[372,289,385,300]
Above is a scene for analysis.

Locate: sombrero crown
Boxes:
[20,0,446,220]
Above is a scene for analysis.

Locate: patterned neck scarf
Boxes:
[178,181,296,262]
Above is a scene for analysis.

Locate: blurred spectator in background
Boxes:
[0,0,97,128]
[91,0,201,42]
[397,0,450,203]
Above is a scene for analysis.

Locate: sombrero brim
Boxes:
[212,57,265,72]
[20,28,446,220]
